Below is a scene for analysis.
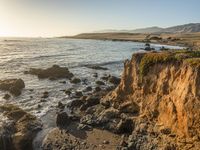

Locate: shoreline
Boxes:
[62,32,200,49]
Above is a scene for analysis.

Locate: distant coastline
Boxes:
[62,32,200,50]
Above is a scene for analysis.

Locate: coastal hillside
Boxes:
[94,23,200,34]
[102,51,200,149]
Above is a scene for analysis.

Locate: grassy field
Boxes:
[63,32,200,50]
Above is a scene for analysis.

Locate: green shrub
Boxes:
[139,52,176,77]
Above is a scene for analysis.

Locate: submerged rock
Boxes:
[95,80,105,85]
[70,77,81,84]
[25,65,74,80]
[86,65,108,70]
[0,79,25,96]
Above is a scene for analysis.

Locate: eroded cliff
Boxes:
[103,50,200,149]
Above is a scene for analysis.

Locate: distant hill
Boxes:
[162,23,200,33]
[95,23,200,34]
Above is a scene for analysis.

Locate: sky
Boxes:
[0,0,199,37]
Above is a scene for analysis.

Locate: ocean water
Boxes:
[0,38,183,118]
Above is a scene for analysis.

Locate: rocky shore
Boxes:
[1,50,200,150]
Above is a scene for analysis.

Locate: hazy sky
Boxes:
[0,0,199,37]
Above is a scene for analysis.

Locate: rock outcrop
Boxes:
[0,104,42,150]
[102,51,200,149]
[0,79,25,96]
[24,65,74,80]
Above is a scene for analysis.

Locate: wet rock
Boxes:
[83,86,92,92]
[0,79,25,96]
[65,89,72,95]
[69,100,83,108]
[75,91,83,98]
[59,81,66,84]
[3,94,11,100]
[25,65,74,79]
[108,76,121,85]
[58,101,65,109]
[101,74,110,81]
[0,104,42,150]
[41,91,49,98]
[95,80,105,85]
[95,86,101,92]
[70,77,81,84]
[56,112,71,127]
[93,73,98,78]
[116,118,134,134]
[80,96,100,111]
[86,65,108,70]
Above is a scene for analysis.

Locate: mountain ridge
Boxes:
[95,23,200,34]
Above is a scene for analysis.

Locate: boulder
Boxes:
[25,65,74,80]
[95,86,101,92]
[119,101,140,114]
[3,94,11,100]
[86,65,108,70]
[95,81,105,85]
[0,79,25,96]
[0,104,42,150]
[80,95,100,111]
[56,112,71,127]
[108,76,121,85]
[83,86,92,92]
[116,118,134,134]
[70,78,81,84]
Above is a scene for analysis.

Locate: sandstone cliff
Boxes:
[103,51,200,149]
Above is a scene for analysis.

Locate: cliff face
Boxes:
[105,52,200,138]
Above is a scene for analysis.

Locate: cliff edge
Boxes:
[103,50,200,149]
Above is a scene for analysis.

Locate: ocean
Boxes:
[0,37,182,119]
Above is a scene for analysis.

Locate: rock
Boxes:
[97,108,119,124]
[100,100,111,109]
[78,124,93,131]
[56,112,71,127]
[80,95,100,111]
[86,65,108,70]
[120,140,128,147]
[0,104,42,150]
[160,128,171,135]
[95,86,101,92]
[41,91,49,98]
[3,94,11,100]
[69,100,83,108]
[75,91,83,98]
[58,101,65,109]
[70,78,81,84]
[116,118,134,134]
[25,65,74,79]
[65,89,72,95]
[83,86,92,92]
[101,75,110,81]
[119,101,140,114]
[59,81,66,84]
[103,140,110,144]
[108,76,121,85]
[93,73,98,78]
[95,81,105,85]
[0,79,25,96]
